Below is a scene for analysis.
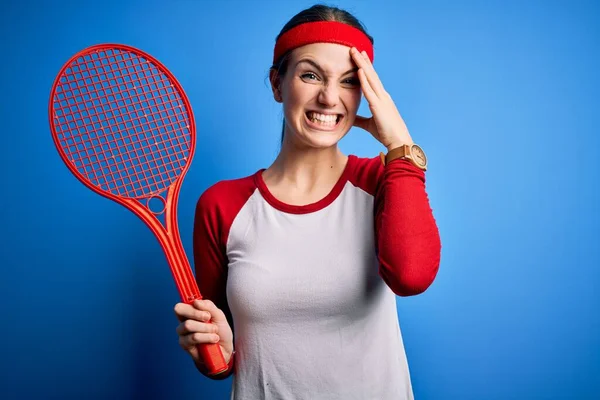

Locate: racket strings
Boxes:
[52,48,192,198]
[69,51,188,194]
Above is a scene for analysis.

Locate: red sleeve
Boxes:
[374,157,442,296]
[191,175,257,379]
[192,184,235,380]
[350,155,441,296]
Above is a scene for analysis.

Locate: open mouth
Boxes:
[305,111,343,129]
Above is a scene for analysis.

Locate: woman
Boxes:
[174,4,441,399]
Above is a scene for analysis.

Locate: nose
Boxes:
[317,83,339,107]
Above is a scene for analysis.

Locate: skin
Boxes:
[263,42,414,204]
[174,41,415,369]
[174,299,233,367]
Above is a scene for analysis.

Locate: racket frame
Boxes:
[48,43,229,375]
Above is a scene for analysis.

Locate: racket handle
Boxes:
[198,342,229,375]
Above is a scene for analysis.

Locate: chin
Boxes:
[296,129,347,150]
[304,135,341,149]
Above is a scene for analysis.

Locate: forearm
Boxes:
[376,158,442,296]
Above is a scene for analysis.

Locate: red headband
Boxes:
[273,21,374,64]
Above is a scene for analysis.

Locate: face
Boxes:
[272,43,362,149]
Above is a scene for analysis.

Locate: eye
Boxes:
[300,72,320,82]
[342,77,360,86]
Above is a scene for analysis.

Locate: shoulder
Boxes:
[198,172,256,202]
[346,154,384,196]
[195,171,260,223]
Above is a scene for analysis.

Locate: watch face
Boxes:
[411,145,427,168]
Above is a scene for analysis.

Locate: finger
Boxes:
[360,50,386,97]
[179,332,221,350]
[176,319,219,336]
[350,48,377,101]
[358,68,377,104]
[192,299,225,322]
[174,302,211,323]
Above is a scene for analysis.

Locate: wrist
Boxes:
[385,139,413,152]
[224,348,234,364]
[380,142,428,171]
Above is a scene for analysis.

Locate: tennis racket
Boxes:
[48,43,228,375]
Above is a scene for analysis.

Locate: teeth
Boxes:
[307,112,339,125]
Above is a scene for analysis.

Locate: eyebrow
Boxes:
[295,58,358,76]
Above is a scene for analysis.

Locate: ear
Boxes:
[269,69,283,103]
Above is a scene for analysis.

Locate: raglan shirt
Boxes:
[192,154,441,400]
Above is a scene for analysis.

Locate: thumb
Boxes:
[353,115,370,130]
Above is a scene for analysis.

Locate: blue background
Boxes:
[1,0,598,399]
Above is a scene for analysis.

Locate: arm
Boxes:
[192,190,236,379]
[374,158,442,296]
[346,46,441,295]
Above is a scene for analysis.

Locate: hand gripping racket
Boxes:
[48,44,228,375]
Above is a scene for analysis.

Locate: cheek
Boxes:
[343,90,362,114]
[291,80,318,101]
[283,82,318,115]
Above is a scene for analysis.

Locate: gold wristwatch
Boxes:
[379,143,428,171]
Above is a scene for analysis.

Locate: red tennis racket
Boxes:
[48,43,228,375]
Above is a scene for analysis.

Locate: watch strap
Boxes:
[379,143,427,171]
[379,144,410,166]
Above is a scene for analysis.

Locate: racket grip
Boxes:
[198,342,229,375]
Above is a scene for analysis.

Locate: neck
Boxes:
[264,136,348,191]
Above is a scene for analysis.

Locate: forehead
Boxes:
[289,43,355,74]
